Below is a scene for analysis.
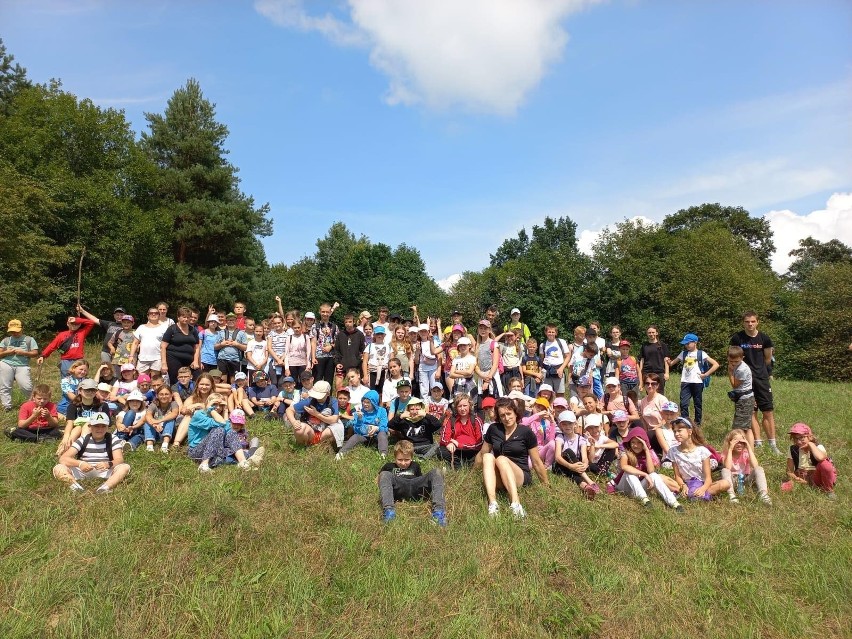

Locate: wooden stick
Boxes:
[76,247,86,309]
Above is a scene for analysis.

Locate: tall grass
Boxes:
[0,350,849,639]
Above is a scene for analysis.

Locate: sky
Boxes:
[3,0,851,288]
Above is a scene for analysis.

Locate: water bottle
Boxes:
[737,473,745,495]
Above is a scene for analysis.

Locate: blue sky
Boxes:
[3,0,851,285]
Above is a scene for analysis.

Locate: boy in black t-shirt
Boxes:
[378,440,446,526]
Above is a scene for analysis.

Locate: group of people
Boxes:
[1,301,838,522]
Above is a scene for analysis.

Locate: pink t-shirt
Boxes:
[730,448,753,475]
[639,393,667,428]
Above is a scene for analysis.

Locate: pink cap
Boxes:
[788,422,812,436]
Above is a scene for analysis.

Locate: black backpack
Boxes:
[76,432,114,463]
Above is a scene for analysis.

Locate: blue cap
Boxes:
[282,376,295,383]
[680,333,699,345]
[373,326,386,335]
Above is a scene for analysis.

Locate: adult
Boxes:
[311,302,340,386]
[638,325,670,395]
[38,315,96,377]
[437,394,483,468]
[77,305,127,365]
[638,372,668,456]
[483,304,499,329]
[155,301,175,328]
[503,308,532,343]
[130,308,168,375]
[482,397,550,518]
[730,311,779,454]
[0,319,38,411]
[160,307,201,384]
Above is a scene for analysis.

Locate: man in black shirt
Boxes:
[730,311,779,454]
[638,325,670,395]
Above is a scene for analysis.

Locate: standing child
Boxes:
[727,346,756,445]
[614,427,682,510]
[669,418,730,501]
[53,412,130,493]
[522,338,543,397]
[667,333,719,426]
[721,430,772,505]
[782,423,837,499]
[378,440,447,526]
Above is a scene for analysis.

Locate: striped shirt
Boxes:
[71,434,123,464]
[268,330,288,358]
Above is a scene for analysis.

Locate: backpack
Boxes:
[76,432,114,463]
[539,338,568,376]
[681,349,711,388]
[490,340,505,374]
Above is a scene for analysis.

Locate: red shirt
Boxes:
[439,415,483,450]
[40,318,96,361]
[18,400,59,430]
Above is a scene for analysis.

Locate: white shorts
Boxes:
[136,360,162,373]
[70,467,115,480]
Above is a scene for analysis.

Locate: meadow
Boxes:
[0,351,849,639]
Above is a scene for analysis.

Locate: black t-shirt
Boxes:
[484,422,538,471]
[379,460,422,478]
[99,319,121,353]
[729,331,773,378]
[388,414,441,446]
[163,324,200,358]
[65,400,109,421]
[639,341,669,373]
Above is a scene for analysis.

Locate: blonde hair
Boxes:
[394,440,414,457]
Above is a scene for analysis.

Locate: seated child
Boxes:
[782,423,837,498]
[145,384,179,453]
[387,378,412,421]
[12,384,60,442]
[584,418,618,478]
[229,409,264,461]
[553,410,601,499]
[135,374,153,403]
[187,395,262,472]
[299,370,314,401]
[112,362,137,406]
[613,427,682,510]
[229,371,253,415]
[655,401,679,464]
[521,397,556,469]
[425,382,449,421]
[387,396,441,459]
[378,440,446,526]
[721,429,772,505]
[114,390,147,451]
[170,366,195,409]
[669,417,730,501]
[207,369,233,399]
[337,390,388,458]
[480,396,496,436]
[247,371,278,418]
[52,412,130,493]
[274,375,297,419]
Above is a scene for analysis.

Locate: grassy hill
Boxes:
[1,353,849,639]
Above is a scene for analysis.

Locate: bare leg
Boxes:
[103,463,130,488]
[495,455,523,505]
[482,452,498,503]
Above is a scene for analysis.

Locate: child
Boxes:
[207,369,232,398]
[584,419,618,478]
[12,384,60,442]
[386,378,412,421]
[669,418,730,501]
[553,410,601,499]
[229,371,252,415]
[115,390,147,451]
[108,314,136,376]
[667,333,718,426]
[112,363,138,406]
[335,387,354,425]
[229,409,263,461]
[362,326,391,391]
[480,396,496,436]
[617,340,639,398]
[721,430,772,504]
[521,397,557,469]
[170,366,195,409]
[655,401,680,462]
[53,412,130,493]
[337,390,389,458]
[274,375,297,419]
[614,427,682,510]
[188,395,261,472]
[136,374,154,402]
[381,358,406,408]
[299,370,314,400]
[522,337,543,397]
[727,346,756,446]
[387,396,442,459]
[378,440,447,526]
[57,359,89,417]
[245,324,270,380]
[782,423,837,498]
[449,337,476,397]
[247,371,277,418]
[426,382,449,421]
[145,384,179,453]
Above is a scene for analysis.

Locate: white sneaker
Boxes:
[248,446,265,467]
[487,501,500,517]
[161,444,169,454]
[509,502,526,519]
[69,482,85,493]
[96,485,111,494]
[238,460,251,470]
[146,444,155,452]
[335,452,343,461]
[198,462,212,473]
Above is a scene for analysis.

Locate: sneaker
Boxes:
[641,497,652,508]
[770,445,782,456]
[606,482,616,495]
[487,501,500,517]
[431,510,447,527]
[729,496,740,504]
[96,485,111,494]
[661,460,673,469]
[335,452,343,461]
[130,441,139,452]
[825,491,837,501]
[198,462,212,473]
[673,504,684,513]
[754,440,763,448]
[760,492,773,505]
[238,460,251,471]
[160,445,169,454]
[583,483,599,500]
[248,446,265,467]
[382,508,396,523]
[780,480,794,493]
[249,436,260,450]
[69,482,85,493]
[146,444,155,452]
[509,502,526,519]
[121,440,131,450]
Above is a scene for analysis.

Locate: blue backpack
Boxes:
[681,349,711,388]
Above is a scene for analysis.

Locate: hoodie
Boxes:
[349,390,388,437]
[188,407,231,449]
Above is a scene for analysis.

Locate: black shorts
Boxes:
[752,376,774,412]
[217,359,240,378]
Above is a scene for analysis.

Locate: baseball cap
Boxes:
[788,422,812,436]
[304,312,316,320]
[583,414,603,428]
[661,401,679,413]
[552,397,569,409]
[97,382,112,392]
[225,312,237,320]
[457,337,471,346]
[208,369,223,378]
[451,309,462,316]
[120,314,134,322]
[604,377,620,387]
[336,387,350,396]
[407,396,424,406]
[253,371,268,382]
[418,323,429,332]
[309,380,331,399]
[126,390,145,402]
[481,397,496,408]
[89,412,110,426]
[431,382,443,391]
[113,307,126,314]
[207,314,220,324]
[538,384,554,395]
[390,313,402,321]
[373,326,386,335]
[120,363,136,372]
[281,376,295,384]
[229,409,246,425]
[234,371,247,381]
[452,323,465,333]
[619,339,631,347]
[557,410,577,423]
[578,375,592,387]
[611,409,629,422]
[478,319,491,328]
[396,378,412,388]
[79,379,98,391]
[7,319,22,331]
[407,325,418,333]
[680,333,699,345]
[136,373,151,383]
[510,308,520,315]
[534,397,550,409]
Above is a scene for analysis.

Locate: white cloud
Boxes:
[764,192,852,274]
[436,273,462,292]
[255,0,596,114]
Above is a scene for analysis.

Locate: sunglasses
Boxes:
[645,382,659,387]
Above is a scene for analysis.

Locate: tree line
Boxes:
[1,40,849,381]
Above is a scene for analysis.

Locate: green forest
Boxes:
[1,40,850,381]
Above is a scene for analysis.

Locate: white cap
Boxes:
[558,410,577,423]
[207,314,220,324]
[511,308,521,315]
[457,336,472,346]
[604,377,620,387]
[305,312,316,319]
[583,414,603,427]
[89,412,110,426]
[538,383,554,394]
[126,390,145,402]
[418,323,429,332]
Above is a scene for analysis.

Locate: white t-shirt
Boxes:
[540,339,569,368]
[346,384,370,407]
[669,444,711,481]
[678,349,705,384]
[245,338,268,371]
[366,341,391,373]
[133,323,167,361]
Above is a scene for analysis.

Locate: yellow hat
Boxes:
[7,319,22,332]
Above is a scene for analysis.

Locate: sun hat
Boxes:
[431,382,443,391]
[396,378,412,388]
[207,314,220,324]
[538,383,554,395]
[619,339,631,347]
[304,311,316,320]
[452,323,465,333]
[451,310,462,316]
[407,396,424,406]
[557,410,577,423]
[418,323,429,332]
[281,376,295,384]
[253,371,269,382]
[234,371,247,381]
[788,422,812,436]
[510,308,520,315]
[225,312,237,320]
[120,314,134,322]
[113,307,126,314]
[478,319,491,328]
[407,325,418,333]
[583,414,603,428]
[534,397,550,409]
[308,380,331,399]
[611,409,629,422]
[229,409,246,425]
[552,397,569,409]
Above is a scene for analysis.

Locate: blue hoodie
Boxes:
[349,390,388,437]
[187,407,231,449]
